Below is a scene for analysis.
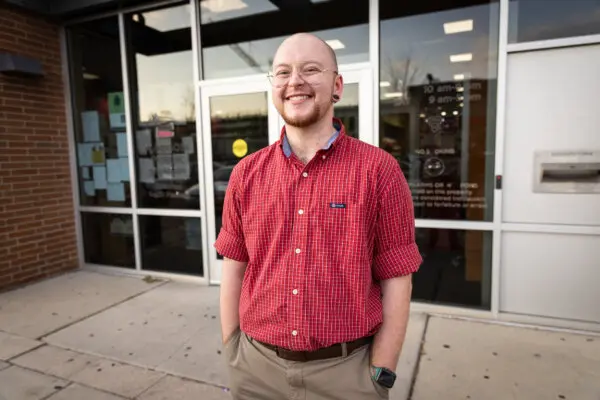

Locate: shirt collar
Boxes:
[280,118,345,158]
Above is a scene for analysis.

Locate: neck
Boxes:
[285,115,335,164]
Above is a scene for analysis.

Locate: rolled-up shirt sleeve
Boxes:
[214,163,249,262]
[373,158,423,280]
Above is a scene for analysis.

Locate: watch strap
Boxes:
[371,366,383,380]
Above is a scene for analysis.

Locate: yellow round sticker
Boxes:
[232,139,248,158]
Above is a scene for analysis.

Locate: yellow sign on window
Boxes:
[232,139,248,158]
[91,147,105,164]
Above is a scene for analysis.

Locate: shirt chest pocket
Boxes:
[316,199,367,245]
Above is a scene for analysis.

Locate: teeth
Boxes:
[289,95,309,100]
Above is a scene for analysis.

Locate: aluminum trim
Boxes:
[199,80,276,282]
[369,0,379,147]
[415,219,494,231]
[118,13,142,271]
[501,223,600,236]
[79,206,133,214]
[188,0,209,280]
[491,0,510,316]
[60,26,86,270]
[136,208,203,217]
[508,34,600,54]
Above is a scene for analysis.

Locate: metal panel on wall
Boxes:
[500,43,600,325]
[502,44,600,226]
[500,231,600,324]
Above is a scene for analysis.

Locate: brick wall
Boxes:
[0,4,78,290]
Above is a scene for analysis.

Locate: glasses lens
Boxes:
[269,69,331,87]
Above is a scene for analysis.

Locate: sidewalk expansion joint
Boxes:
[38,381,75,400]
[5,341,46,363]
[407,313,430,400]
[29,342,231,394]
[7,361,139,400]
[36,278,170,341]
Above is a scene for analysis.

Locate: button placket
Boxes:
[289,166,313,345]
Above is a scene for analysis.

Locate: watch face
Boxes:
[378,370,396,389]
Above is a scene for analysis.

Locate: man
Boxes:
[215,33,422,400]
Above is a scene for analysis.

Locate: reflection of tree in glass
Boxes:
[382,54,420,105]
[147,112,160,122]
[181,86,195,122]
[145,111,173,123]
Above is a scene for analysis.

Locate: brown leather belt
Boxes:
[254,335,374,362]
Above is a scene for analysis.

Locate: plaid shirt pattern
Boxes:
[214,118,422,351]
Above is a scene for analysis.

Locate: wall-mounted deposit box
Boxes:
[533,150,600,194]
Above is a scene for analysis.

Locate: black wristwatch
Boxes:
[371,366,397,389]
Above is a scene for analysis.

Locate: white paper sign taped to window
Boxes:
[173,154,190,180]
[138,158,156,183]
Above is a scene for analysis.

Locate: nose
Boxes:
[287,68,305,87]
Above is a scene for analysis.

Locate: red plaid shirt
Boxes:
[214,118,422,351]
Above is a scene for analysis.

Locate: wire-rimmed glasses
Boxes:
[267,66,338,88]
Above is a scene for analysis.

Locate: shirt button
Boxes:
[298,209,304,215]
[302,172,308,178]
[292,289,298,295]
[322,155,326,160]
[292,330,298,336]
[295,248,301,254]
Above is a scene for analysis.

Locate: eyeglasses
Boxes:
[267,66,338,88]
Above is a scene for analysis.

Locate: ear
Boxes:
[334,73,344,100]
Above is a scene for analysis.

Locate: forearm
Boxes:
[370,274,413,371]
[219,257,247,342]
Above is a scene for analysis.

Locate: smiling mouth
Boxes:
[285,94,312,101]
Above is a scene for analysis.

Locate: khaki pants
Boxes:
[224,328,390,400]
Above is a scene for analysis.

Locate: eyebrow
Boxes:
[273,61,325,69]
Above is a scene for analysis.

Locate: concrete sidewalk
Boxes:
[0,270,598,400]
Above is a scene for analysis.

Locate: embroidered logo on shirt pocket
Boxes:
[329,202,347,209]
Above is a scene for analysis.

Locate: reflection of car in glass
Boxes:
[213,165,234,205]
[174,164,235,210]
[182,184,199,199]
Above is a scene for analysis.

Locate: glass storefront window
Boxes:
[81,213,135,268]
[200,0,369,79]
[414,228,492,309]
[508,0,600,43]
[67,17,132,207]
[125,4,199,210]
[379,1,499,221]
[139,216,203,276]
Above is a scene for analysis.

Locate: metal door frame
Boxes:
[199,77,279,284]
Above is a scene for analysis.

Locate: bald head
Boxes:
[273,32,338,71]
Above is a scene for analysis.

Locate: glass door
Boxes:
[201,79,279,284]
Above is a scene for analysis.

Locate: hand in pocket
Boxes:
[223,326,240,346]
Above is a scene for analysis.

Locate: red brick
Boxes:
[13,254,40,268]
[12,270,44,285]
[0,273,13,288]
[0,3,76,291]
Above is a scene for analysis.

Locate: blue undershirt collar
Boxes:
[282,129,340,158]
